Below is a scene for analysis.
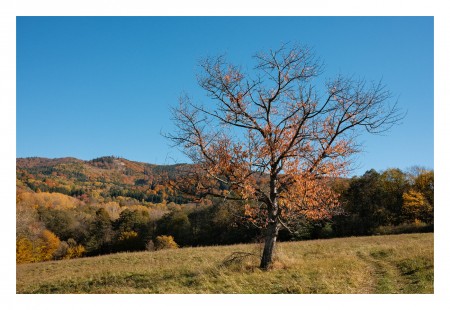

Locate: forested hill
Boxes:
[16,156,189,204]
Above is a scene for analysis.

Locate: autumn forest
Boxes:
[16,155,433,264]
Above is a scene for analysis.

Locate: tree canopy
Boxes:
[167,43,403,269]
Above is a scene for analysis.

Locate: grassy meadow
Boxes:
[16,233,433,294]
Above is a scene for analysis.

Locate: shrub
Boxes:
[118,230,139,241]
[154,235,178,250]
[16,237,34,264]
[373,222,433,235]
[54,239,86,259]
[36,229,61,261]
[65,244,86,259]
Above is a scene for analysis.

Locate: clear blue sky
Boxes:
[16,17,433,176]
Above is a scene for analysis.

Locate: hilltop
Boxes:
[17,156,190,204]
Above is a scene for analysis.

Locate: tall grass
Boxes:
[16,233,433,294]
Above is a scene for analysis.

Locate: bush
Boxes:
[118,230,139,241]
[373,222,433,235]
[16,237,34,264]
[54,239,86,259]
[36,229,61,261]
[154,235,178,250]
[65,244,86,259]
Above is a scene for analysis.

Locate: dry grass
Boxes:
[16,233,433,294]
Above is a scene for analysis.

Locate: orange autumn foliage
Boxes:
[167,44,402,268]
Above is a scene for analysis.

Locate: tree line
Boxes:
[16,166,433,264]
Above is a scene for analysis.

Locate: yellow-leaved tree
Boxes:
[154,235,178,250]
[36,229,61,261]
[16,237,34,264]
[402,189,432,223]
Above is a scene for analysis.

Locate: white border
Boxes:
[3,1,448,309]
[11,0,438,16]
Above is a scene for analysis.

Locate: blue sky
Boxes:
[16,17,433,176]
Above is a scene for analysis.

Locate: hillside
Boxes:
[16,233,434,294]
[17,156,190,205]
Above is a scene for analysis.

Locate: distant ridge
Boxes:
[16,156,190,204]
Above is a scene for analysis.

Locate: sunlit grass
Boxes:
[16,233,433,294]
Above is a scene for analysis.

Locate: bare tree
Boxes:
[166,44,402,269]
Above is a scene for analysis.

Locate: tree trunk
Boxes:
[259,221,280,270]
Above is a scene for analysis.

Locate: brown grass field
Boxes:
[16,233,433,294]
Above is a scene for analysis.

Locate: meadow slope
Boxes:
[16,233,433,294]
